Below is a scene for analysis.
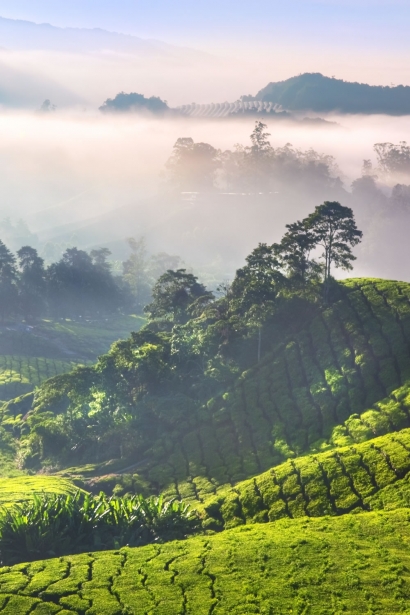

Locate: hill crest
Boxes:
[251,72,410,115]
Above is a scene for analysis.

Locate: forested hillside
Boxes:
[3,200,410,612]
[252,73,410,114]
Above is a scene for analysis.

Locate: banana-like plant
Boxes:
[0,491,200,565]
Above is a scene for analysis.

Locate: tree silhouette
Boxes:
[0,241,18,321]
[305,201,362,301]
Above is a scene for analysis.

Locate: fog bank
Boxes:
[0,109,409,283]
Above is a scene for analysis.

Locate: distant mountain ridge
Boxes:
[249,72,410,115]
[0,15,208,58]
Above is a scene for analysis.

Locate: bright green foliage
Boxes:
[1,510,410,613]
[201,428,410,528]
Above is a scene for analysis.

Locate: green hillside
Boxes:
[2,272,410,612]
[128,278,410,502]
[1,509,410,614]
[11,277,410,494]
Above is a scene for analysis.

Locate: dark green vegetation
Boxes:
[0,244,127,323]
[250,72,410,115]
[0,239,183,325]
[1,510,410,613]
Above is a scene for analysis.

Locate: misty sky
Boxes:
[0,0,409,85]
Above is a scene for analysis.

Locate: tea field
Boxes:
[201,427,410,528]
[2,278,410,613]
[2,509,410,614]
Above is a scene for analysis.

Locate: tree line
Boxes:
[0,239,182,322]
[165,122,342,195]
[165,121,410,204]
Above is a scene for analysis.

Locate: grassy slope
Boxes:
[1,509,410,613]
[124,279,410,502]
[0,316,145,401]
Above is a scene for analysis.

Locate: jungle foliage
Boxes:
[6,202,364,472]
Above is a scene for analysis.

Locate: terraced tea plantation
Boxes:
[0,316,144,401]
[1,510,410,614]
[134,279,410,503]
[0,355,83,401]
[202,428,410,528]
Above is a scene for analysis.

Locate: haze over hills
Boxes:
[0,15,410,116]
[0,15,220,109]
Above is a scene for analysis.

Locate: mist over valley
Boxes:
[0,108,409,284]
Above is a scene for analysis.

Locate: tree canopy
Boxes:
[99,92,169,114]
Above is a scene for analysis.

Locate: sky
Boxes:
[0,0,409,62]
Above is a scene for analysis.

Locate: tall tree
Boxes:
[273,220,318,284]
[232,243,284,360]
[244,121,273,192]
[145,269,213,325]
[122,237,151,313]
[90,248,112,273]
[305,201,362,301]
[0,241,18,321]
[249,121,272,158]
[17,246,46,321]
